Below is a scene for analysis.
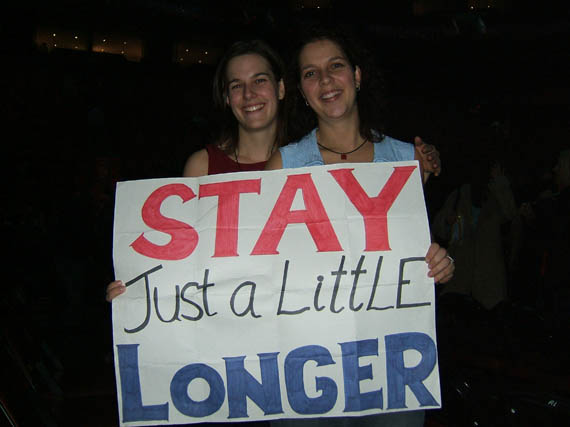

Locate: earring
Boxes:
[356,83,360,92]
[304,99,309,106]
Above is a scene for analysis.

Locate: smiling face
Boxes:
[298,39,361,124]
[225,53,285,133]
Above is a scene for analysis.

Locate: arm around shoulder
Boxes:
[183,148,209,177]
[413,148,428,184]
[413,136,442,183]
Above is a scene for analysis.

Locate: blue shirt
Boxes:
[280,129,414,169]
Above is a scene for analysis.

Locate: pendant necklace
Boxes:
[234,147,242,171]
[317,136,368,160]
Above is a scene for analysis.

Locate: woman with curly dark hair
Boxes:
[285,28,387,146]
[268,27,441,184]
[266,29,454,426]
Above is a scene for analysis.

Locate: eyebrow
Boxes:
[227,72,272,85]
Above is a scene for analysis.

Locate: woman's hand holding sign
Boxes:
[425,243,454,284]
[106,280,126,302]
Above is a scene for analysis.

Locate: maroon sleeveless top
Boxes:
[206,144,267,174]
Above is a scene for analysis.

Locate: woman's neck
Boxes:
[317,116,364,152]
[236,126,277,163]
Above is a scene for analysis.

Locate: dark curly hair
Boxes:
[285,26,387,143]
[212,39,287,154]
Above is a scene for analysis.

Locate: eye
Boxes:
[229,83,242,91]
[255,78,267,84]
[303,70,315,79]
[331,62,345,70]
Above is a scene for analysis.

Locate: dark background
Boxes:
[2,1,569,426]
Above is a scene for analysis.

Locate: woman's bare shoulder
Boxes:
[183,148,209,177]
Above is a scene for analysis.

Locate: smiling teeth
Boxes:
[244,104,264,112]
[321,91,340,100]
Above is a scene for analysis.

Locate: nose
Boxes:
[319,71,331,86]
[244,84,256,100]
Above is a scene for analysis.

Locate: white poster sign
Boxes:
[112,161,440,426]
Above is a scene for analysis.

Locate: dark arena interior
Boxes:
[2,1,569,426]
